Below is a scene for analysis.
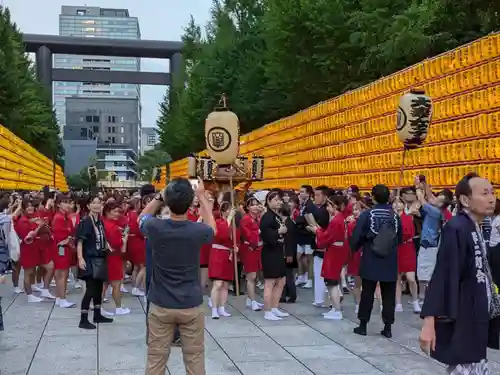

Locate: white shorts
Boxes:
[297,244,313,255]
[417,246,438,282]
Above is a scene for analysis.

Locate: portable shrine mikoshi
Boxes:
[187,94,264,296]
[396,89,432,195]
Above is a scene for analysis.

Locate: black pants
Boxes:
[81,279,103,310]
[282,268,297,301]
[358,279,396,324]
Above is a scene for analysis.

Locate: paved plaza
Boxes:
[1,282,500,375]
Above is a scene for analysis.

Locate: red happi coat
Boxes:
[103,217,124,281]
[397,212,416,273]
[240,213,262,273]
[126,210,146,265]
[316,211,350,281]
[208,216,240,281]
[347,218,361,276]
[52,211,76,270]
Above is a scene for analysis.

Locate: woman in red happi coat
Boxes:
[240,196,265,311]
[393,199,420,313]
[308,195,351,320]
[15,199,54,302]
[194,193,214,295]
[209,201,239,319]
[126,197,146,297]
[34,198,56,292]
[102,201,130,316]
[346,201,365,313]
[52,194,77,308]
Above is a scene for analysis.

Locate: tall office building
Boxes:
[57,6,142,179]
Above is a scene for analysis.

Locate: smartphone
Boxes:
[58,245,65,256]
[189,179,198,191]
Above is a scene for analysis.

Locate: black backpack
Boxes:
[372,212,397,258]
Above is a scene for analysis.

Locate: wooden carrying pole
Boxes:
[229,176,240,296]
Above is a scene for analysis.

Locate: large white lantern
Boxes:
[205,108,240,166]
[396,89,432,149]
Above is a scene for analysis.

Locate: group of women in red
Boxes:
[8,192,148,316]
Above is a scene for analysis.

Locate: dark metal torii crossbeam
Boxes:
[22,33,183,102]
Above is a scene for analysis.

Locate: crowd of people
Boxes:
[0,172,499,375]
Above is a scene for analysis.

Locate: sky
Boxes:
[2,0,212,128]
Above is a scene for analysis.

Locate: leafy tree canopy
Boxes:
[137,146,172,181]
[157,0,500,159]
[0,6,63,163]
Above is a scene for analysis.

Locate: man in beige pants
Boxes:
[139,178,215,375]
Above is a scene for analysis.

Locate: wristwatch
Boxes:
[154,193,164,202]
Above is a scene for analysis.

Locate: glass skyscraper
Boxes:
[55,6,141,131]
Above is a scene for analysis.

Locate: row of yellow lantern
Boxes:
[0,125,68,191]
[260,110,500,168]
[242,84,500,158]
[241,34,500,144]
[241,79,500,155]
[252,164,500,192]
[0,125,64,174]
[263,137,500,180]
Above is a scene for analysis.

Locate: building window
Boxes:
[108,116,116,123]
[80,127,88,138]
[85,115,92,122]
[120,137,124,144]
[121,117,124,123]
[107,136,116,144]
[93,126,99,133]
[93,115,99,123]
[147,135,156,146]
[120,126,124,133]
[108,126,116,133]
[77,9,87,15]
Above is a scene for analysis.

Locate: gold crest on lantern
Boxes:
[205,94,240,166]
[396,89,432,149]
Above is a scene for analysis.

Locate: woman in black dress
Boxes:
[76,195,113,329]
[260,190,290,321]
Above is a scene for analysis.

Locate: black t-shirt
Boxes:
[141,217,214,309]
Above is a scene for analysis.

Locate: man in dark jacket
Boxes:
[350,184,402,338]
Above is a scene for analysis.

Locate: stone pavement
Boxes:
[1,282,500,375]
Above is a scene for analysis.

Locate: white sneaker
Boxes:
[271,308,289,317]
[40,289,56,300]
[101,309,114,317]
[395,304,404,312]
[103,297,109,303]
[323,309,343,320]
[251,301,263,311]
[295,275,305,286]
[354,304,359,314]
[32,284,43,293]
[211,307,220,319]
[264,311,281,321]
[131,287,145,296]
[302,280,313,289]
[246,298,252,308]
[27,294,43,303]
[115,307,131,315]
[13,286,24,294]
[412,300,422,313]
[256,281,264,290]
[50,280,56,287]
[312,301,326,308]
[218,306,232,317]
[58,299,76,308]
[74,281,82,289]
[207,297,212,308]
[120,285,128,293]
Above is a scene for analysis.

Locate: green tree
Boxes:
[157,0,500,160]
[0,6,62,163]
[137,146,172,181]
